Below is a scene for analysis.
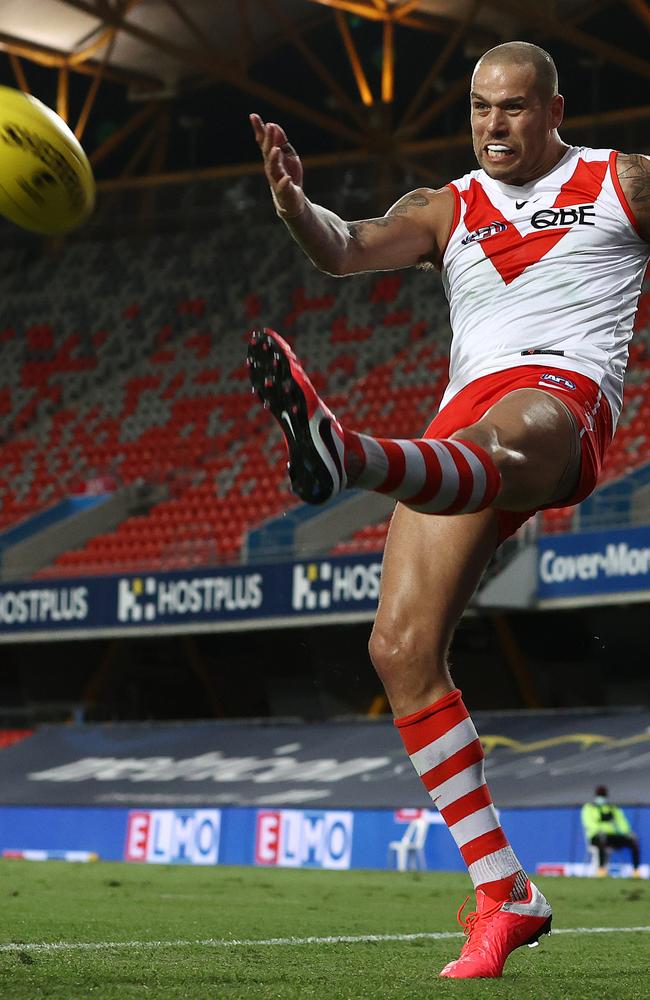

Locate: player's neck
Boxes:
[495,139,570,188]
[529,138,571,183]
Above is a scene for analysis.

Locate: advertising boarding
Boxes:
[255,810,354,869]
[538,525,650,602]
[124,809,221,864]
[0,554,383,639]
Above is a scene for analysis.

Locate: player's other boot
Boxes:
[247,327,346,504]
[439,879,552,979]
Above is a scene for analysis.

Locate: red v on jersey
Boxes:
[553,157,609,208]
[462,189,569,285]
[461,158,609,285]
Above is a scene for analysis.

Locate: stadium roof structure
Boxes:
[0,0,649,196]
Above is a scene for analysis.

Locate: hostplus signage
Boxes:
[291,559,382,611]
[116,573,264,622]
[0,584,89,627]
[0,554,384,639]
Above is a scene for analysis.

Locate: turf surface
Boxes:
[0,861,648,999]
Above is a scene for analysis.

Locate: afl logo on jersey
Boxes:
[539,373,577,391]
[461,220,507,245]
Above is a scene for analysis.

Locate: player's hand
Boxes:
[250,113,305,219]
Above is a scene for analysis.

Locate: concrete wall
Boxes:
[1,484,165,581]
[294,493,394,558]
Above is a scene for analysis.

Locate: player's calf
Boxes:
[247,327,501,513]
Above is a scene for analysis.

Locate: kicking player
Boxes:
[248,41,650,978]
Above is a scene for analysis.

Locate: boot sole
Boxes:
[524,915,552,948]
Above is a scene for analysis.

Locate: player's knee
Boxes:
[368,619,446,686]
[452,421,525,478]
[368,625,397,683]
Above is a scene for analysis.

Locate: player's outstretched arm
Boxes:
[343,186,456,274]
[617,153,650,244]
[250,113,454,275]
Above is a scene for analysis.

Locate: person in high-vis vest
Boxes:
[581,785,641,877]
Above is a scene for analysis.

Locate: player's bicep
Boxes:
[617,153,650,244]
[342,187,453,274]
[344,214,430,272]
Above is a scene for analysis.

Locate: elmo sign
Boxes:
[255,809,353,869]
[124,809,221,864]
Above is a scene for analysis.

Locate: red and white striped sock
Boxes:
[395,688,526,902]
[342,430,500,514]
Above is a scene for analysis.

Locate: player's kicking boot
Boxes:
[247,327,346,504]
[439,879,552,979]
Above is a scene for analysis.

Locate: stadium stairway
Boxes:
[0,489,139,580]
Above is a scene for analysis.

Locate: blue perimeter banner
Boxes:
[0,553,382,639]
[0,803,648,876]
[538,525,650,601]
[7,526,650,634]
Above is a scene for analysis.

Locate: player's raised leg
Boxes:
[371,504,552,978]
[248,327,500,510]
[247,326,578,516]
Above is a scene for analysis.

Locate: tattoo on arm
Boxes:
[346,190,433,241]
[347,219,391,239]
[618,153,650,205]
[387,191,432,217]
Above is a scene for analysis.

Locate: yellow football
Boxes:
[0,85,95,235]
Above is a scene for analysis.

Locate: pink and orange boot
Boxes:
[440,879,552,979]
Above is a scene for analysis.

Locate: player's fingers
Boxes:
[275,174,302,214]
[267,123,290,153]
[276,173,293,193]
[249,113,265,145]
[268,122,289,145]
[265,123,280,153]
[261,125,278,160]
[275,174,305,216]
[266,145,287,184]
[279,140,299,161]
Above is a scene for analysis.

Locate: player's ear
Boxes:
[549,93,564,131]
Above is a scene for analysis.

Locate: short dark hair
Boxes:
[595,785,608,797]
[474,41,559,103]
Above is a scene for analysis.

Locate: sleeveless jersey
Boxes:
[440,145,649,427]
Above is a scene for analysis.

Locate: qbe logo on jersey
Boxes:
[124,809,221,865]
[255,810,354,869]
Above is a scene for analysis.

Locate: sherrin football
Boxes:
[0,85,95,235]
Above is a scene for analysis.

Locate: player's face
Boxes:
[470,62,564,185]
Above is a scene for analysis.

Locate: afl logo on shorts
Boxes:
[539,373,577,391]
[461,220,507,245]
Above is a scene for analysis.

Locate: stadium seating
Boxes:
[0,218,446,575]
[0,204,648,576]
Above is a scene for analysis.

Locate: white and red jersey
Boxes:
[440,145,650,427]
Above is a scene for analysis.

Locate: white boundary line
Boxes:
[2,926,649,954]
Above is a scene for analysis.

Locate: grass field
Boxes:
[0,861,648,1000]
